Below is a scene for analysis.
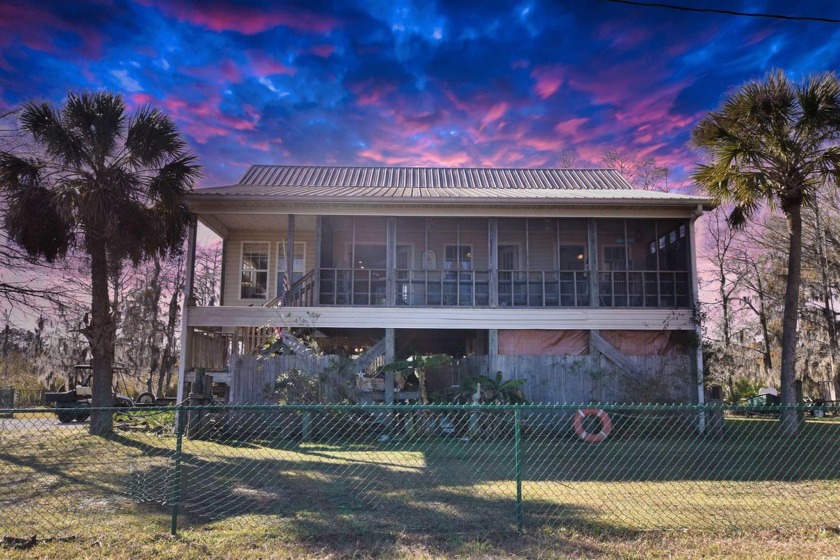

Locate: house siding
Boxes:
[223,228,317,306]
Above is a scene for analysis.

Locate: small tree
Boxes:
[0,91,200,434]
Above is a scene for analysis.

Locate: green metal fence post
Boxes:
[170,406,186,536]
[514,406,523,533]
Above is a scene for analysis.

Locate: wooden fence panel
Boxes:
[228,353,695,405]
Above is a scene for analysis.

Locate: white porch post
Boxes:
[587,218,599,307]
[285,214,296,300]
[176,220,198,407]
[488,217,498,308]
[384,328,396,404]
[689,207,705,407]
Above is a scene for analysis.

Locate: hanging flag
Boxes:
[281,269,291,305]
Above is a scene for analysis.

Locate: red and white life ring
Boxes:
[572,408,613,443]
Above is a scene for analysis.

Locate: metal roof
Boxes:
[192,165,713,207]
[233,165,634,190]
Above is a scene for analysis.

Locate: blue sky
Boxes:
[2,0,840,189]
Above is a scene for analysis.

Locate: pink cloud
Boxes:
[310,44,335,58]
[553,117,589,137]
[595,22,651,49]
[480,102,508,131]
[247,51,296,77]
[0,3,103,58]
[531,65,565,99]
[140,1,340,34]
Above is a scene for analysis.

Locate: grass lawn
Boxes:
[1,410,839,558]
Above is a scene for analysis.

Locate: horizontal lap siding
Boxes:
[223,229,317,306]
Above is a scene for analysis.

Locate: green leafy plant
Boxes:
[456,371,528,404]
[273,368,320,404]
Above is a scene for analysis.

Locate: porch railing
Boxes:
[498,270,589,307]
[597,270,690,308]
[315,267,690,308]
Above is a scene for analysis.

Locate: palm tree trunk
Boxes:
[780,204,803,436]
[88,239,116,435]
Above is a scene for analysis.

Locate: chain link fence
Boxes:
[1,403,839,541]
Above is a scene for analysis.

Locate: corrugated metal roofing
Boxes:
[235,165,633,190]
[196,185,698,201]
[191,165,713,207]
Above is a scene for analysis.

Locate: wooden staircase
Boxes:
[241,326,315,358]
[263,269,316,308]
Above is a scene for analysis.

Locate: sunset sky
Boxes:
[2,0,840,190]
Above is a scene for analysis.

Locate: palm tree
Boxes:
[692,70,840,434]
[0,91,200,434]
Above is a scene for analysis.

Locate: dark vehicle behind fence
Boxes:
[43,365,134,423]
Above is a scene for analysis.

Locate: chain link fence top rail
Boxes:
[1,403,839,542]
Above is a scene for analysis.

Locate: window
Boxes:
[277,241,306,295]
[241,242,269,299]
[444,245,472,270]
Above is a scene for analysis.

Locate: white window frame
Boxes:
[240,241,270,300]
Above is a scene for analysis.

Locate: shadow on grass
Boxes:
[3,411,840,555]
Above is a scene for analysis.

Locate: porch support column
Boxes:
[384,328,396,404]
[386,217,397,306]
[313,216,322,305]
[284,214,296,300]
[688,207,705,407]
[176,220,198,407]
[587,218,599,307]
[488,217,498,308]
[219,238,227,306]
[488,329,499,376]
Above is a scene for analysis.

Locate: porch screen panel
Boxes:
[557,219,588,306]
[656,218,690,307]
[498,218,526,306]
[597,219,629,307]
[319,216,354,305]
[627,220,659,307]
[395,217,426,305]
[352,217,388,306]
[427,218,457,306]
[456,218,488,306]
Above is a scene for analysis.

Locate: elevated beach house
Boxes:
[178,166,713,404]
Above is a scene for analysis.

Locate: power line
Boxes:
[598,0,840,24]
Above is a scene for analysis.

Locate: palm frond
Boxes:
[62,92,126,166]
[147,154,200,204]
[19,101,85,167]
[126,107,186,168]
[3,184,74,262]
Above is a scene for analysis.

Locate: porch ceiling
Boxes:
[201,213,318,233]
